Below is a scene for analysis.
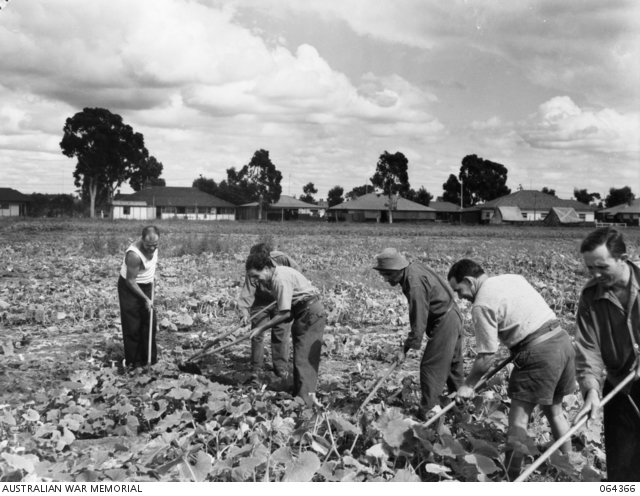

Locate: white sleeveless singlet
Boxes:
[119,242,157,284]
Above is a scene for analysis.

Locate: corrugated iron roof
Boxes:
[329,192,435,211]
[494,206,526,222]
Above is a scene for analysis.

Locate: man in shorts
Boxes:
[448,259,575,481]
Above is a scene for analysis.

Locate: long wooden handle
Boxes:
[357,362,399,413]
[515,370,636,482]
[187,301,276,362]
[147,283,154,366]
[423,355,514,428]
[196,330,254,358]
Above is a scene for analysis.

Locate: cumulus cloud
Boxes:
[0,0,448,194]
[520,96,640,154]
[240,0,640,107]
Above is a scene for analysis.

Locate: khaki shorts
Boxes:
[508,329,576,405]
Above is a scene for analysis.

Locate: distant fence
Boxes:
[595,221,627,228]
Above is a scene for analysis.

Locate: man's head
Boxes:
[249,242,272,257]
[141,225,160,254]
[447,259,485,302]
[580,227,628,289]
[246,250,275,286]
[373,248,409,287]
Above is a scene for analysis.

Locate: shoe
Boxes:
[274,368,288,378]
[249,374,262,388]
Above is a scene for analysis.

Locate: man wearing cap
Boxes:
[448,259,575,481]
[373,248,464,421]
[574,227,640,481]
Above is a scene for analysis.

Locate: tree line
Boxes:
[56,107,635,219]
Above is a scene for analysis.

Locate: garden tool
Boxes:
[178,301,276,374]
[422,354,514,428]
[356,361,399,414]
[515,370,636,482]
[146,283,154,369]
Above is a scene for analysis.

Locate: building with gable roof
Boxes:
[598,198,640,226]
[453,190,596,224]
[236,195,323,221]
[112,186,237,220]
[328,192,436,222]
[0,188,32,217]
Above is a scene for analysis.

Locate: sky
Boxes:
[0,0,639,202]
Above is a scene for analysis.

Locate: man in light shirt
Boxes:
[448,259,575,481]
[117,225,159,369]
[237,243,298,379]
[245,250,325,406]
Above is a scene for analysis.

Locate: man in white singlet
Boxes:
[117,225,159,369]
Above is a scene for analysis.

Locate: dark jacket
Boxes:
[400,262,459,351]
[576,260,640,396]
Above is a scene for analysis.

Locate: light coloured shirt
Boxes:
[119,242,157,284]
[472,274,556,353]
[269,266,317,312]
[237,251,299,311]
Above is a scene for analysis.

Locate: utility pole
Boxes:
[460,176,463,209]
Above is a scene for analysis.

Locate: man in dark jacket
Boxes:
[373,248,464,420]
[575,227,640,482]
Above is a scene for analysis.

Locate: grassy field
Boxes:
[1,218,638,482]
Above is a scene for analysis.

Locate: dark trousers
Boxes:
[291,299,325,405]
[251,300,291,373]
[419,309,464,412]
[117,276,157,367]
[603,379,640,482]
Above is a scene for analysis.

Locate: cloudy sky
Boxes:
[1,0,638,201]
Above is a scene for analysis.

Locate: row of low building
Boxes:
[2,186,639,226]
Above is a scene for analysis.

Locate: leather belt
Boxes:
[291,296,320,317]
[511,321,563,354]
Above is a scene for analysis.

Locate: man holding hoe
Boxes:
[117,225,159,369]
[373,248,464,421]
[575,227,640,481]
[237,242,299,381]
[448,259,575,481]
[245,249,325,407]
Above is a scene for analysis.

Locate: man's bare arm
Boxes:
[125,252,152,311]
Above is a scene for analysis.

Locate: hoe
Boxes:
[177,301,276,375]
